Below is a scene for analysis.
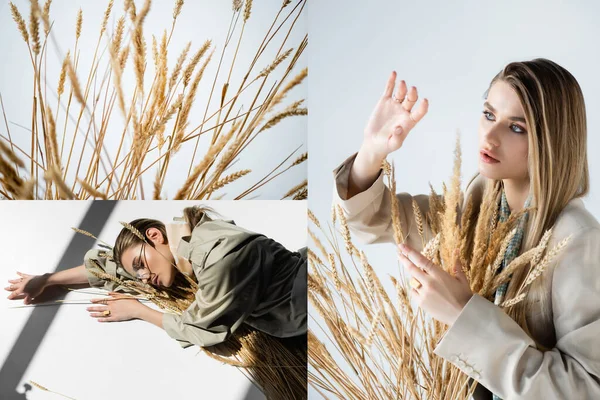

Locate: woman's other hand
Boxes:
[87,292,147,323]
[398,244,473,327]
[348,71,429,197]
[4,272,49,304]
[362,70,429,161]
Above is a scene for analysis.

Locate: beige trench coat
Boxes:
[84,213,307,349]
[332,152,600,399]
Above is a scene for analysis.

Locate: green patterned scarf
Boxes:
[492,186,533,400]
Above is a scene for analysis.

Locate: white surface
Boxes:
[0,0,307,200]
[0,200,306,399]
[307,0,600,398]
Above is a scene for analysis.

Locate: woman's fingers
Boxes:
[382,71,396,98]
[394,79,407,102]
[86,306,108,312]
[410,98,429,124]
[8,279,23,284]
[402,86,418,111]
[398,250,430,284]
[90,297,109,304]
[400,243,441,277]
[4,284,17,291]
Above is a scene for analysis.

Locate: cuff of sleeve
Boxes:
[434,294,535,389]
[162,312,193,349]
[332,152,386,216]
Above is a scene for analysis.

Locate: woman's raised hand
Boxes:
[4,272,49,304]
[362,71,429,161]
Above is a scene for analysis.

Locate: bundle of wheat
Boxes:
[307,133,571,399]
[2,0,307,200]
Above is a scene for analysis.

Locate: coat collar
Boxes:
[175,214,236,259]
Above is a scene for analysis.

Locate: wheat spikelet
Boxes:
[337,204,357,257]
[66,58,85,105]
[309,229,328,261]
[243,0,252,21]
[269,67,307,109]
[259,107,307,132]
[364,308,382,347]
[78,179,108,199]
[440,132,462,271]
[75,8,82,39]
[100,0,114,35]
[532,228,553,265]
[257,48,293,78]
[411,198,425,245]
[292,187,307,200]
[119,221,147,242]
[522,234,573,289]
[307,248,323,267]
[282,179,307,199]
[500,293,527,308]
[174,47,214,150]
[173,0,184,19]
[232,0,243,11]
[42,0,52,35]
[44,166,73,199]
[329,253,341,291]
[208,169,251,192]
[10,3,29,44]
[291,152,307,167]
[182,40,211,87]
[0,140,25,169]
[388,162,405,244]
[57,51,69,96]
[113,16,125,53]
[169,41,191,90]
[308,209,320,228]
[29,0,41,54]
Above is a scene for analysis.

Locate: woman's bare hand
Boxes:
[87,292,147,322]
[362,71,429,161]
[4,272,49,304]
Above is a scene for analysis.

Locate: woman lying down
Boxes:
[5,205,308,399]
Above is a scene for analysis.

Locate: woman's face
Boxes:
[477,80,530,183]
[120,228,177,287]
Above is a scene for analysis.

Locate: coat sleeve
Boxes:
[83,248,125,292]
[434,226,600,399]
[332,151,478,252]
[162,240,264,349]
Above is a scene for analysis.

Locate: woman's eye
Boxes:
[482,110,494,121]
[510,124,526,134]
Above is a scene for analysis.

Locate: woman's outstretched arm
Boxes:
[5,264,89,304]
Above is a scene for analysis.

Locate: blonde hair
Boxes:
[484,58,589,349]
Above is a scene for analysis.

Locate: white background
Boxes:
[307,0,600,398]
[0,200,306,399]
[0,0,307,200]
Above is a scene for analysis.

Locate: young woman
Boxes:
[332,59,600,399]
[4,206,307,349]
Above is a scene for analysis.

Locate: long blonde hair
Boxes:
[484,58,589,348]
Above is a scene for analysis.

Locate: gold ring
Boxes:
[410,277,422,289]
[102,310,111,317]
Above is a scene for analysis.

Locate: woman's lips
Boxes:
[480,150,500,164]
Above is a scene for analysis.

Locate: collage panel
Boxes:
[1,200,307,399]
[308,1,600,399]
[0,0,307,200]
